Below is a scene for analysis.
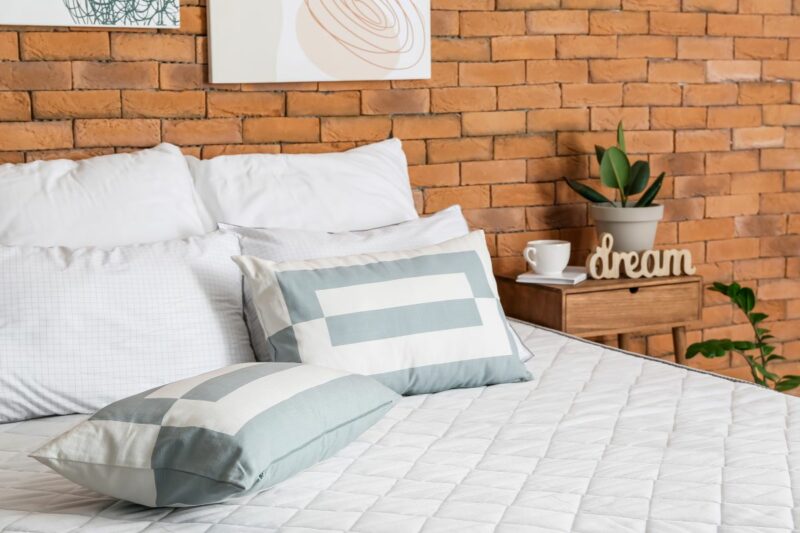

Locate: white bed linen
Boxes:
[1,321,799,532]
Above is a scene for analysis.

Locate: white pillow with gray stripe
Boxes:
[234,231,532,395]
[32,362,398,507]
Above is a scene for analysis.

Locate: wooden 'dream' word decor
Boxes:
[587,233,697,280]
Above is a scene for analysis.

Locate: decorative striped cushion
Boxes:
[32,363,398,508]
[234,231,532,395]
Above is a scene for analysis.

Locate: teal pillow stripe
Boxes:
[32,363,399,507]
[235,231,532,396]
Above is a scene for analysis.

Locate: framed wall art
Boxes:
[208,0,431,84]
[0,0,180,28]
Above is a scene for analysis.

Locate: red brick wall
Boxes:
[0,0,798,380]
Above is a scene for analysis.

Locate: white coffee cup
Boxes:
[524,240,571,276]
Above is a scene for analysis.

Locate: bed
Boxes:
[2,320,798,533]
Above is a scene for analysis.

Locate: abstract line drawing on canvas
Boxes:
[63,0,179,27]
[303,0,426,71]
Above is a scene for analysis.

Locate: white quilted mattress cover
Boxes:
[2,320,799,533]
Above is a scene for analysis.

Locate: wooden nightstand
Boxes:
[497,275,703,364]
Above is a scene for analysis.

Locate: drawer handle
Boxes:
[629,287,640,294]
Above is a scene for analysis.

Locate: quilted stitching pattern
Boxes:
[1,322,798,532]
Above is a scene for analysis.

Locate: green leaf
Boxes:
[733,341,757,351]
[775,375,800,392]
[766,354,785,362]
[634,172,664,207]
[762,345,776,356]
[616,122,626,153]
[710,282,729,294]
[728,282,741,299]
[562,177,613,204]
[594,145,606,167]
[599,146,631,195]
[686,339,734,359]
[627,161,650,196]
[735,288,756,314]
[749,312,768,324]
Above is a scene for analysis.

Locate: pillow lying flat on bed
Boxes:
[0,143,211,248]
[32,362,398,508]
[0,232,255,423]
[188,138,418,232]
[234,231,532,396]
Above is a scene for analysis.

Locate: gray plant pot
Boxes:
[589,203,664,252]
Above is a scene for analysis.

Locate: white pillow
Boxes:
[0,232,255,423]
[221,206,532,364]
[233,231,532,396]
[188,138,418,232]
[0,143,211,248]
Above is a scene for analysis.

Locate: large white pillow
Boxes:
[0,143,211,248]
[0,232,255,423]
[188,138,418,231]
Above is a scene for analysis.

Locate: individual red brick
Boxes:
[557,36,617,58]
[623,83,681,105]
[492,183,555,207]
[563,83,622,107]
[362,89,430,114]
[431,10,459,36]
[427,137,493,163]
[761,235,800,257]
[707,14,764,37]
[707,151,760,173]
[164,119,242,146]
[679,218,736,242]
[557,130,616,154]
[741,0,793,13]
[527,10,589,34]
[462,111,526,136]
[731,171,784,193]
[626,130,674,153]
[491,36,555,60]
[32,90,120,119]
[706,194,760,217]
[708,105,762,127]
[527,60,588,83]
[495,134,555,159]
[497,85,561,109]
[321,116,393,142]
[424,185,490,213]
[618,36,676,58]
[431,87,497,112]
[683,83,738,106]
[762,148,800,169]
[733,127,786,148]
[202,145,280,158]
[590,11,648,35]
[393,115,461,140]
[736,38,789,59]
[759,279,800,300]
[651,152,706,175]
[74,61,157,90]
[651,13,706,36]
[764,105,800,125]
[739,83,792,104]
[433,38,491,62]
[649,61,706,82]
[528,109,590,132]
[22,32,109,60]
[733,257,786,279]
[707,60,762,82]
[461,11,526,36]
[736,214,787,237]
[462,159,527,185]
[0,62,71,90]
[286,92,358,116]
[0,32,18,61]
[684,0,737,11]
[408,163,460,187]
[590,59,648,82]
[674,174,732,197]
[123,91,205,119]
[465,207,526,233]
[0,122,72,151]
[207,92,284,118]
[651,107,707,128]
[111,34,194,62]
[707,238,761,261]
[528,155,589,181]
[591,107,649,130]
[765,15,800,37]
[242,117,319,143]
[460,61,526,86]
[676,130,731,152]
[526,204,587,230]
[662,197,706,220]
[761,191,800,212]
[678,37,734,60]
[0,92,30,121]
[75,119,159,147]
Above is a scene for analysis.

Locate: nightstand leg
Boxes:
[673,326,687,365]
[618,333,633,351]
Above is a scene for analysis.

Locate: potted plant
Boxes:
[563,123,665,252]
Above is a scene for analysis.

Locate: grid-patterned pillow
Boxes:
[234,231,532,395]
[32,362,398,508]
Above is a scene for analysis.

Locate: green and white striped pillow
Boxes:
[234,231,532,395]
[32,363,398,507]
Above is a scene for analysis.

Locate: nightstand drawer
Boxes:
[565,281,701,336]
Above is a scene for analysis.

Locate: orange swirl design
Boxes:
[304,0,426,70]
